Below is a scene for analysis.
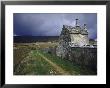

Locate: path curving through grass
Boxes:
[37,51,70,75]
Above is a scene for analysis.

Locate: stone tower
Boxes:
[61,19,89,47]
[56,19,90,58]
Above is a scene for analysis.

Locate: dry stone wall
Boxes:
[67,47,97,71]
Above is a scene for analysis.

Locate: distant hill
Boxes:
[14,36,59,43]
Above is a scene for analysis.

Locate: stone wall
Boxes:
[67,47,97,71]
[44,46,97,72]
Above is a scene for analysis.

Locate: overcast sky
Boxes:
[14,13,97,39]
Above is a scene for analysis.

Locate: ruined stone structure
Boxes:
[61,19,89,47]
[56,19,97,71]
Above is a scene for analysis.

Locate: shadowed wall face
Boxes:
[69,47,97,71]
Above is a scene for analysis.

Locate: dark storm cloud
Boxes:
[14,13,97,39]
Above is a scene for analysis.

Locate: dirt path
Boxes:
[37,52,70,75]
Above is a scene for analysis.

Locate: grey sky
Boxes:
[14,13,97,39]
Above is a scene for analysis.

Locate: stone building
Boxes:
[61,19,89,47]
[56,19,97,71]
[56,19,90,57]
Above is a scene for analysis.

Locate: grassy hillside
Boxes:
[14,43,96,75]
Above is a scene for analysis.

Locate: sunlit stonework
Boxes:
[56,19,97,58]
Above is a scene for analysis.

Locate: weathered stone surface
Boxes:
[56,19,97,71]
[68,47,97,71]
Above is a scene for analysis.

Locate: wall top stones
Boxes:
[62,24,88,35]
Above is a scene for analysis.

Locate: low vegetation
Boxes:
[14,43,96,75]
